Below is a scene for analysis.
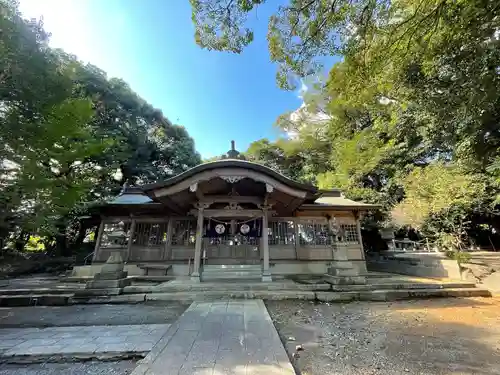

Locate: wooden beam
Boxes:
[159,196,186,215]
[101,217,169,223]
[284,196,304,213]
[189,209,274,218]
[199,195,263,205]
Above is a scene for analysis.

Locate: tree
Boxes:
[191,0,390,89]
[67,59,201,190]
[392,164,488,229]
[0,0,201,255]
[245,135,329,184]
[3,99,112,255]
[210,0,500,248]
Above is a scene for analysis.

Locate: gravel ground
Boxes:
[266,297,500,375]
[0,361,137,375]
[0,302,188,328]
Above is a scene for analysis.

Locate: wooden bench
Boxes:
[137,264,172,276]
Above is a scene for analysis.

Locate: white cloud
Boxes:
[297,80,308,100]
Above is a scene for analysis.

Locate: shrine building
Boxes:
[86,142,379,282]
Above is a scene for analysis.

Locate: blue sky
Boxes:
[19,0,305,158]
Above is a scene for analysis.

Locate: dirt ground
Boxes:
[266,297,500,375]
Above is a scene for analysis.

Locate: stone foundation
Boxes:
[367,252,462,279]
[76,253,131,297]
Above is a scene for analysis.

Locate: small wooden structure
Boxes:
[87,142,379,281]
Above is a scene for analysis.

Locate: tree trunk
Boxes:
[73,223,88,249]
[55,223,71,257]
[14,231,30,251]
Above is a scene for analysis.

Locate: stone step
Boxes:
[147,280,480,294]
[202,269,262,274]
[124,285,156,294]
[202,270,262,277]
[148,282,332,293]
[145,290,316,302]
[74,288,123,297]
[202,276,262,282]
[201,266,263,281]
[0,294,73,307]
[0,288,82,296]
[317,287,491,302]
[142,287,491,303]
[131,275,174,282]
[3,285,488,306]
[203,264,262,270]
[369,281,477,290]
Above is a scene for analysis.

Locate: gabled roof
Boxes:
[304,196,381,210]
[100,147,378,212]
[109,193,153,204]
[140,159,339,197]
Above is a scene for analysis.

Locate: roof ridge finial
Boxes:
[225,140,245,160]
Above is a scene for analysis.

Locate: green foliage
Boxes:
[0,0,201,254]
[443,245,472,265]
[245,136,330,184]
[444,248,471,265]
[25,236,46,252]
[199,0,500,247]
[392,164,488,229]
[190,0,263,53]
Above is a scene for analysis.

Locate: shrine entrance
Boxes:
[203,217,262,265]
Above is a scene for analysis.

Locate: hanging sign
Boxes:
[240,223,250,235]
[215,224,226,235]
[237,219,262,237]
[203,218,262,237]
[204,219,229,237]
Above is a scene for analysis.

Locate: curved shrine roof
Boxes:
[139,159,330,196]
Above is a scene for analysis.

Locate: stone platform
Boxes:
[0,324,170,362]
[132,300,295,375]
[0,273,492,306]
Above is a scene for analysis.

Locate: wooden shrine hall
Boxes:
[87,142,378,282]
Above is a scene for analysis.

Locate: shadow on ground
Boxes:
[0,302,189,328]
[266,297,500,375]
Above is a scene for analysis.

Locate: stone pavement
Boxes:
[0,360,138,375]
[0,324,170,358]
[132,300,295,375]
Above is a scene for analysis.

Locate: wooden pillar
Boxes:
[92,220,105,262]
[261,206,272,282]
[125,219,136,262]
[293,218,300,260]
[163,217,173,260]
[191,205,206,281]
[354,210,365,260]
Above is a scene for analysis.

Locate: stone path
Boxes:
[0,324,170,358]
[132,300,295,375]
